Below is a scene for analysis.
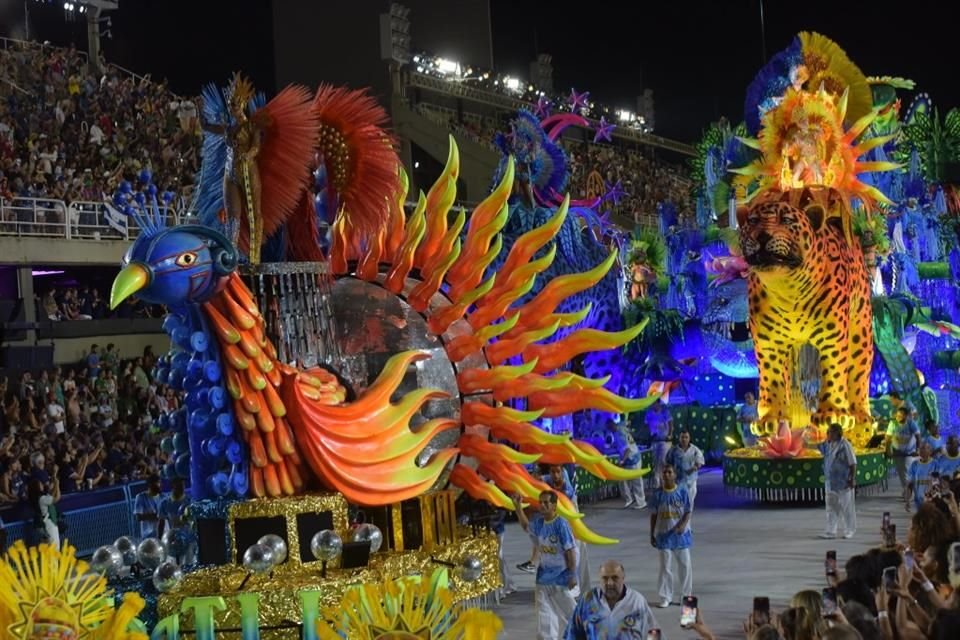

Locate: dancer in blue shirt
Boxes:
[649,463,692,608]
[515,490,579,640]
[922,420,944,457]
[907,441,936,511]
[936,436,960,480]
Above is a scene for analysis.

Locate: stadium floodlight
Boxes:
[618,109,635,123]
[380,2,411,64]
[503,76,521,92]
[436,58,460,76]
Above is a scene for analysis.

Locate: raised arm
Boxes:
[511,493,530,532]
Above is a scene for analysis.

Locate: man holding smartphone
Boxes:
[514,490,579,640]
[564,560,659,640]
[818,423,857,539]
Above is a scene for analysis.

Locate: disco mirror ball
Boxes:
[351,522,383,553]
[331,278,473,487]
[310,529,343,562]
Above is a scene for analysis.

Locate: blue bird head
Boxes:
[110,225,238,309]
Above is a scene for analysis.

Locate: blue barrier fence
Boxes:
[1,480,148,557]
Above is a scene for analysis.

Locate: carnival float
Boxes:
[60,74,652,637]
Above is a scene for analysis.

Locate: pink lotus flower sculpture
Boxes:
[705,254,750,286]
[758,422,806,458]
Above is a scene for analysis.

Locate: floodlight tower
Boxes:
[81,0,118,75]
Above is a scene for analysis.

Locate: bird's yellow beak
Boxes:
[110,263,150,309]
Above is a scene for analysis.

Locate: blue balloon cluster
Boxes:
[153,307,248,500]
[112,172,176,218]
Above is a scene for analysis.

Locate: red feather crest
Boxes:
[312,85,400,237]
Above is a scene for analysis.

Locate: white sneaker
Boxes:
[631,502,647,510]
[818,532,836,539]
[656,599,670,608]
[623,500,635,508]
[842,532,855,539]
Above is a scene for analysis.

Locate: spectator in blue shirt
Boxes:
[28,452,50,490]
[514,490,579,640]
[134,474,163,540]
[159,477,196,565]
[86,344,100,384]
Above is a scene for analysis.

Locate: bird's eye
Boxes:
[175,252,198,267]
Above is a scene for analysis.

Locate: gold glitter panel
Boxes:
[157,528,500,639]
[228,493,349,571]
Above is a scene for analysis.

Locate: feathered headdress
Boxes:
[734,33,899,219]
[492,109,570,201]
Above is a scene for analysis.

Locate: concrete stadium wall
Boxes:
[50,333,171,366]
[0,236,130,266]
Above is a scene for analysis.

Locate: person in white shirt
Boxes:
[667,430,705,507]
[97,397,113,428]
[564,560,659,640]
[46,395,66,435]
[818,423,857,540]
[89,123,105,146]
[608,418,645,509]
[178,100,197,132]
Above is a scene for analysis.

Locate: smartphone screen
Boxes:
[882,511,891,531]
[904,549,915,572]
[646,630,662,640]
[950,541,960,573]
[680,596,698,628]
[825,550,837,575]
[753,597,770,626]
[882,566,898,591]
[822,587,838,616]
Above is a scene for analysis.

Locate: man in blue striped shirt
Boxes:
[515,490,579,640]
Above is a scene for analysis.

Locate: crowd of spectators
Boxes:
[414,103,498,152]
[0,344,174,521]
[37,284,159,321]
[0,40,199,230]
[413,100,693,224]
[561,138,692,225]
[680,474,960,640]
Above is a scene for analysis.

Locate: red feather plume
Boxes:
[312,85,400,237]
[238,85,318,251]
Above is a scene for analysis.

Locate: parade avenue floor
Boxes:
[495,468,907,639]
